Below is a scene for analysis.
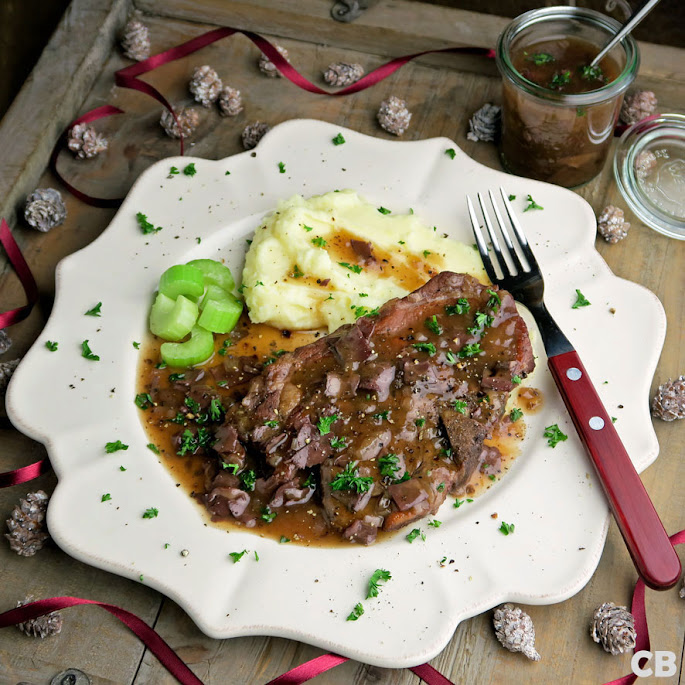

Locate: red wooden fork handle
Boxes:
[548,350,681,590]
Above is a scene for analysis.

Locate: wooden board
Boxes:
[0,1,683,683]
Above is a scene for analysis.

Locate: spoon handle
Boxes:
[591,0,661,66]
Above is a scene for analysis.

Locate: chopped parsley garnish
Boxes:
[346,603,364,621]
[527,52,555,65]
[209,398,224,421]
[254,551,259,561]
[351,305,376,319]
[329,436,346,450]
[291,264,304,279]
[406,528,425,543]
[332,133,346,145]
[437,482,445,492]
[612,416,618,424]
[339,262,363,274]
[373,410,389,421]
[445,351,458,365]
[445,298,470,315]
[488,474,497,481]
[445,148,456,159]
[105,440,128,453]
[136,212,162,234]
[45,341,58,351]
[85,302,102,317]
[378,453,400,479]
[119,466,127,471]
[366,569,392,598]
[239,470,257,492]
[135,393,153,409]
[280,536,290,543]
[572,289,591,309]
[101,493,111,502]
[168,373,185,382]
[377,206,391,215]
[317,413,338,435]
[177,429,200,456]
[142,507,159,519]
[261,506,276,523]
[146,443,160,454]
[303,472,316,489]
[229,550,248,563]
[278,161,286,174]
[415,418,426,427]
[263,420,279,428]
[428,519,442,528]
[302,224,314,232]
[222,463,240,474]
[486,289,501,310]
[580,64,604,81]
[311,236,327,248]
[81,339,100,361]
[499,521,515,535]
[453,499,463,508]
[169,166,180,175]
[544,424,568,447]
[509,407,523,422]
[423,250,431,258]
[425,315,442,335]
[393,472,411,484]
[523,194,544,212]
[184,396,201,414]
[156,361,167,369]
[549,70,571,89]
[133,341,140,349]
[412,342,436,356]
[512,375,522,385]
[508,194,516,201]
[474,311,494,328]
[330,461,373,494]
[458,342,482,358]
[183,163,196,176]
[453,400,468,415]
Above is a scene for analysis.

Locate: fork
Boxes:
[468,187,681,591]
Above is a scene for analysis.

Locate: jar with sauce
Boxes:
[496,7,639,188]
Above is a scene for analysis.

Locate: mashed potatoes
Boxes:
[242,190,487,332]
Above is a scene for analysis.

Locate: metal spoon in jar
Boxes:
[591,0,661,66]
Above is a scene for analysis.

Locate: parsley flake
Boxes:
[572,289,591,309]
[330,461,373,494]
[132,341,140,349]
[332,133,346,145]
[85,302,102,317]
[280,536,290,544]
[512,375,522,385]
[317,413,339,435]
[168,166,180,175]
[136,212,162,234]
[508,194,516,201]
[338,261,363,274]
[428,519,442,528]
[544,424,568,447]
[377,206,391,215]
[105,440,128,453]
[303,224,314,232]
[527,52,555,65]
[509,407,523,422]
[406,528,425,543]
[81,339,100,361]
[425,315,442,335]
[453,400,468,415]
[183,163,196,176]
[239,470,257,492]
[142,507,159,519]
[523,194,544,212]
[311,236,327,248]
[415,418,426,427]
[549,70,571,89]
[261,506,277,523]
[229,550,248,563]
[291,264,304,279]
[499,521,515,535]
[45,340,58,351]
[378,453,400,479]
[580,64,604,81]
[366,569,392,598]
[412,342,436,356]
[458,342,482,358]
[278,162,286,174]
[446,298,470,315]
[346,603,364,621]
[146,443,159,454]
[135,393,153,409]
[445,148,456,159]
[101,493,111,502]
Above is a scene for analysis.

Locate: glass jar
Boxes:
[496,7,639,188]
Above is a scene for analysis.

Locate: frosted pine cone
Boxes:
[258,44,289,78]
[160,107,200,139]
[620,90,657,126]
[218,86,243,117]
[5,490,49,557]
[591,602,636,655]
[189,66,222,107]
[0,330,11,356]
[634,150,657,179]
[0,358,19,395]
[16,596,63,638]
[493,603,541,661]
[323,62,364,87]
[377,96,412,136]
[24,188,66,232]
[467,103,501,142]
[120,19,150,62]
[597,205,630,244]
[67,124,108,160]
[652,375,685,421]
[242,121,270,150]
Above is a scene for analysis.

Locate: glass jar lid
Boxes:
[614,113,685,240]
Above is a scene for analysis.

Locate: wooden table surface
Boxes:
[0,1,683,683]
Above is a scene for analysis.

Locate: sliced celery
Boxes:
[149,293,198,341]
[186,259,235,293]
[199,284,230,311]
[160,325,214,367]
[197,294,243,333]
[159,264,205,300]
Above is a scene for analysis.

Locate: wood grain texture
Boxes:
[0,1,683,684]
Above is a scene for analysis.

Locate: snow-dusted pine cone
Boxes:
[218,86,243,117]
[258,44,289,78]
[620,90,658,126]
[634,150,657,179]
[0,358,19,395]
[24,188,66,233]
[67,124,108,160]
[5,490,49,557]
[189,65,222,107]
[591,602,636,655]
[377,96,412,136]
[120,18,151,62]
[493,603,541,661]
[323,62,364,87]
[16,596,63,638]
[467,103,501,142]
[241,121,270,150]
[160,107,200,139]
[652,375,685,421]
[0,330,11,356]
[597,205,630,244]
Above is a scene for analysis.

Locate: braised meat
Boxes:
[211,272,534,543]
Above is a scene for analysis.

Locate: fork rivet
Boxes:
[566,367,582,381]
[589,416,605,430]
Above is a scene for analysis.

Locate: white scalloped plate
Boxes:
[7,119,665,668]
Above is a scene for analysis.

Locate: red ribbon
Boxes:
[0,458,51,488]
[0,219,38,329]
